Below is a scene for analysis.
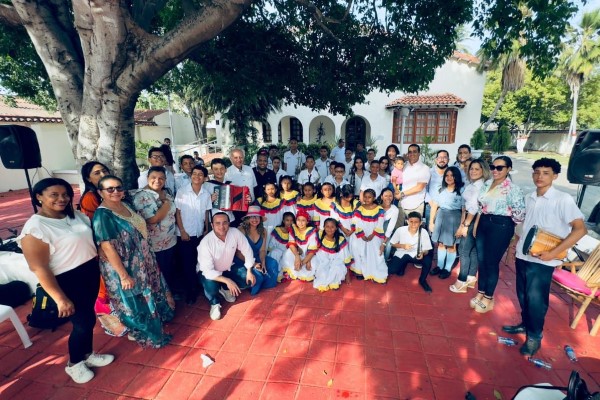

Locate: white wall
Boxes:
[217,57,485,159]
[0,123,75,192]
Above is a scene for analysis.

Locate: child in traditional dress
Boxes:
[330,184,357,239]
[280,210,318,281]
[350,189,388,283]
[258,182,284,233]
[280,175,299,214]
[297,181,317,226]
[312,218,353,292]
[268,212,295,271]
[314,182,335,229]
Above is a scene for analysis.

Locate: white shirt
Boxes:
[462,179,485,216]
[225,165,258,201]
[401,160,431,210]
[297,168,321,185]
[516,186,584,266]
[315,158,331,184]
[390,226,433,259]
[197,228,255,278]
[174,173,191,192]
[330,146,346,163]
[138,169,175,194]
[324,175,350,190]
[360,174,388,198]
[273,169,286,184]
[342,159,354,179]
[175,184,213,237]
[384,205,400,238]
[283,150,306,178]
[17,212,97,276]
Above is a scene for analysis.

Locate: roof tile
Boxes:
[386,93,467,108]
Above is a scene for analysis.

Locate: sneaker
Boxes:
[65,361,94,384]
[84,353,115,368]
[438,270,451,279]
[219,288,236,303]
[210,304,222,320]
[413,263,422,269]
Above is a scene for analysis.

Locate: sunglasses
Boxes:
[100,186,125,193]
[489,165,508,171]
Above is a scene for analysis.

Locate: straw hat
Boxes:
[243,205,266,221]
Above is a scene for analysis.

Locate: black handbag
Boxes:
[27,284,69,331]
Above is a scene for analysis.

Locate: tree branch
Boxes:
[0,3,23,28]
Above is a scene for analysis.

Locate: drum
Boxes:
[522,225,568,260]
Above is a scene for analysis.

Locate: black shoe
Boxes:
[430,267,441,276]
[419,280,432,293]
[519,337,541,356]
[397,267,406,277]
[438,270,451,279]
[354,274,364,280]
[502,324,526,334]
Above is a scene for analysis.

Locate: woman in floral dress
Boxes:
[93,175,174,348]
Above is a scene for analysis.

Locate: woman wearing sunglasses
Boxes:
[471,156,525,313]
[92,175,174,347]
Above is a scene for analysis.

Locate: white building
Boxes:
[219,51,485,158]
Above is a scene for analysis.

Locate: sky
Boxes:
[463,0,600,54]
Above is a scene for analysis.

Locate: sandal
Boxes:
[466,276,477,289]
[470,293,484,309]
[474,297,494,314]
[449,280,468,293]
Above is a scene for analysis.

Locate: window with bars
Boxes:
[290,117,303,142]
[392,109,457,144]
[262,122,272,143]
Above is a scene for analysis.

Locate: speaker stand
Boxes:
[23,169,37,214]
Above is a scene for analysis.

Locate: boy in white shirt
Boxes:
[297,155,321,186]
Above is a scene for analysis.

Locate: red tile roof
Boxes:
[386,93,467,108]
[0,97,164,126]
[452,50,480,65]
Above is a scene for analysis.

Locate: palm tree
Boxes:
[559,9,600,144]
[478,40,526,133]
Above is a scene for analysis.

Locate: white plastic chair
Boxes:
[0,305,33,348]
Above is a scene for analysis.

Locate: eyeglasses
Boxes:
[489,165,508,171]
[150,155,165,160]
[100,186,124,193]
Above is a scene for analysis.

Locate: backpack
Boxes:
[27,284,69,330]
[0,281,31,307]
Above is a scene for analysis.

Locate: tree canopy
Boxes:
[0,0,581,187]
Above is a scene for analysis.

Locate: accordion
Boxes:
[212,184,249,211]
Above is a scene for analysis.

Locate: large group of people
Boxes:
[16,137,587,384]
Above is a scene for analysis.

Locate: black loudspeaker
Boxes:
[0,125,42,169]
[568,130,600,185]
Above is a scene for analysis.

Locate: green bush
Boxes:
[470,128,486,150]
[491,126,511,154]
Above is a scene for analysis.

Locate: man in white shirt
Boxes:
[503,158,586,356]
[297,155,321,186]
[138,147,175,193]
[174,155,195,192]
[175,165,213,304]
[387,211,434,292]
[283,138,306,179]
[197,212,258,320]
[359,160,388,202]
[315,146,331,184]
[330,138,346,163]
[342,149,354,180]
[396,144,431,218]
[225,148,256,225]
[271,156,286,184]
[365,148,376,170]
[324,162,350,190]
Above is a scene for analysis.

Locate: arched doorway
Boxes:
[344,116,367,151]
[308,116,335,144]
[277,116,304,143]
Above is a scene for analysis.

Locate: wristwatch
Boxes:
[400,192,406,199]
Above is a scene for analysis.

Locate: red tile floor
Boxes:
[1,189,600,400]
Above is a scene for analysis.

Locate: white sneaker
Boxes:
[85,353,115,368]
[413,263,422,269]
[210,304,222,321]
[219,288,236,303]
[65,360,94,384]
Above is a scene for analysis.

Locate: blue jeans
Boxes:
[515,258,555,339]
[475,214,514,297]
[457,224,478,281]
[198,264,252,305]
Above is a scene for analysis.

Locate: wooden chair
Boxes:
[552,244,600,335]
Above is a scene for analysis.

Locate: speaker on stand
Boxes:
[567,130,600,208]
[0,125,43,213]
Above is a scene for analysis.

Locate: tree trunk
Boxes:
[481,89,507,133]
[187,101,202,140]
[199,107,210,141]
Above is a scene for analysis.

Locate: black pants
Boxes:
[387,253,433,282]
[55,258,100,364]
[155,246,176,292]
[475,214,514,297]
[515,258,555,339]
[177,236,202,298]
